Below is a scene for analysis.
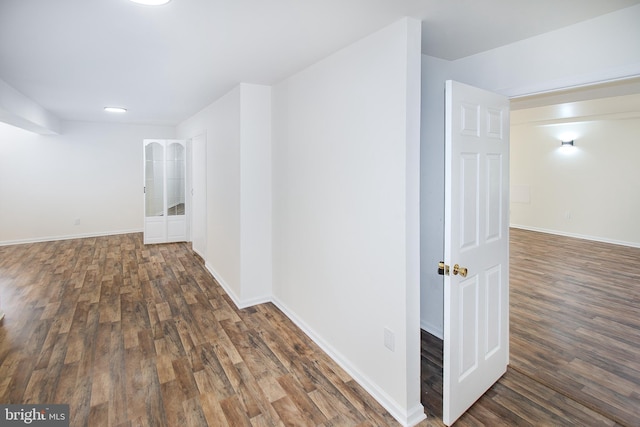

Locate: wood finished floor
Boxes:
[0,234,398,426]
[0,229,638,426]
[508,228,640,426]
[420,228,640,426]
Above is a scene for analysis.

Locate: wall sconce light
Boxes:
[561,139,574,146]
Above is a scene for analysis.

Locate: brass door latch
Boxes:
[438,262,449,276]
[438,262,468,277]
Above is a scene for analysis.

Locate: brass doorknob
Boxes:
[452,264,468,277]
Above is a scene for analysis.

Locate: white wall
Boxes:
[240,84,272,305]
[510,115,640,247]
[419,4,640,336]
[177,83,272,307]
[419,55,449,338]
[0,121,175,245]
[178,87,242,298]
[271,18,423,426]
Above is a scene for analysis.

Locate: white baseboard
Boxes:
[192,247,206,260]
[0,228,144,247]
[236,295,271,309]
[271,296,426,427]
[510,224,640,249]
[204,262,243,308]
[406,403,429,427]
[203,262,271,310]
[420,319,443,340]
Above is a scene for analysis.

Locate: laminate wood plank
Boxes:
[124,347,147,422]
[158,320,186,358]
[159,380,187,427]
[235,361,284,425]
[270,395,309,427]
[581,382,640,423]
[199,391,230,427]
[306,359,376,425]
[3,356,36,403]
[233,366,265,420]
[195,344,235,399]
[22,368,48,404]
[344,379,400,427]
[79,302,100,379]
[136,328,156,360]
[220,394,253,427]
[501,370,616,426]
[108,322,128,426]
[294,362,366,426]
[210,340,244,392]
[87,401,109,427]
[172,356,200,400]
[34,316,62,370]
[306,389,340,421]
[276,373,326,425]
[175,318,204,372]
[182,396,208,427]
[139,356,166,427]
[72,374,93,427]
[51,352,75,406]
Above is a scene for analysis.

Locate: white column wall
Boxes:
[271,18,424,426]
[177,87,243,300]
[177,84,272,307]
[239,84,272,305]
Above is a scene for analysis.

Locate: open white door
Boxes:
[442,80,510,425]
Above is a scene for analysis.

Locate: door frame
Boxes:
[189,133,207,259]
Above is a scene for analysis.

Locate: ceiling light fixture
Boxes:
[104,107,127,113]
[561,139,574,146]
[129,0,171,5]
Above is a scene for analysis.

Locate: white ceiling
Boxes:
[1,0,639,126]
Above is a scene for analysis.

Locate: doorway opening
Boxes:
[419,76,640,425]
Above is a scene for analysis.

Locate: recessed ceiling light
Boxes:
[129,0,171,5]
[104,107,127,113]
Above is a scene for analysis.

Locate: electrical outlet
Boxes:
[74,218,81,226]
[384,327,395,352]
